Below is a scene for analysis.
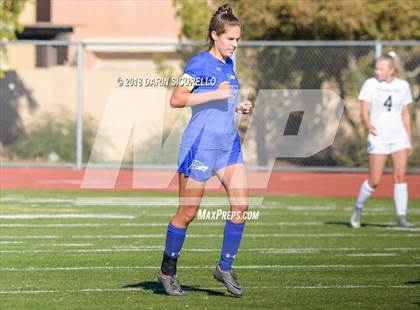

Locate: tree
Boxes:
[1,0,29,78]
[232,0,420,40]
[173,0,420,167]
[1,0,28,40]
[173,0,212,41]
[174,0,420,41]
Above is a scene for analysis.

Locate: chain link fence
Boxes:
[0,40,419,171]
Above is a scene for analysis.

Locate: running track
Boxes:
[1,168,419,198]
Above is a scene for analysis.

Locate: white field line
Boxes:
[1,196,264,206]
[0,204,361,212]
[2,202,410,213]
[0,244,416,257]
[341,253,397,257]
[259,210,420,215]
[0,195,299,208]
[0,247,420,256]
[2,209,419,217]
[373,227,420,232]
[5,194,418,210]
[122,213,174,217]
[0,197,74,204]
[283,285,416,289]
[0,214,135,219]
[286,206,344,211]
[261,211,420,216]
[1,222,419,228]
[1,264,419,272]
[1,247,420,254]
[44,243,96,247]
[1,212,415,219]
[0,195,387,207]
[2,195,419,210]
[76,197,265,206]
[0,248,321,254]
[0,222,323,227]
[1,233,419,240]
[0,285,416,295]
[108,246,420,252]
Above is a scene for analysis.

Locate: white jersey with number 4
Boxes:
[358,77,413,143]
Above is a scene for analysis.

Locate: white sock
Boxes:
[394,183,408,216]
[355,180,375,209]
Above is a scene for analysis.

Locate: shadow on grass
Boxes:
[408,281,419,308]
[123,281,226,296]
[324,221,395,228]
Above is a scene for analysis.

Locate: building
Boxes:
[1,0,188,162]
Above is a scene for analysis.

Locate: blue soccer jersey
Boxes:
[179,50,240,151]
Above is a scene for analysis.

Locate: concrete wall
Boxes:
[51,0,181,40]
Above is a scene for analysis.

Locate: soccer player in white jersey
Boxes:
[350,53,414,228]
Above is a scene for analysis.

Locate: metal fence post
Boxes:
[76,41,84,169]
[375,40,382,59]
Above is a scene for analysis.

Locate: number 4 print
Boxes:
[383,96,392,111]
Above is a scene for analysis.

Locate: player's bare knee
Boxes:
[230,197,248,208]
[368,178,380,188]
[228,190,249,205]
[393,172,405,183]
[231,204,249,214]
[181,207,198,224]
[173,207,198,226]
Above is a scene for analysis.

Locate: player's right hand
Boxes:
[215,81,232,100]
[368,125,377,136]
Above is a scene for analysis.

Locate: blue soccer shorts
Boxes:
[177,142,244,182]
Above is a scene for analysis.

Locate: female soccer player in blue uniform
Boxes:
[350,53,414,228]
[157,4,252,297]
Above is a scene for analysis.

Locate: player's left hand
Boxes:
[236,100,252,114]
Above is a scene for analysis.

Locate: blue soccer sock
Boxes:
[161,223,187,275]
[218,220,245,272]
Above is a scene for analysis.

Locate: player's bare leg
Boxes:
[367,154,388,190]
[171,173,206,228]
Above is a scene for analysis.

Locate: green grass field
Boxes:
[0,189,419,309]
